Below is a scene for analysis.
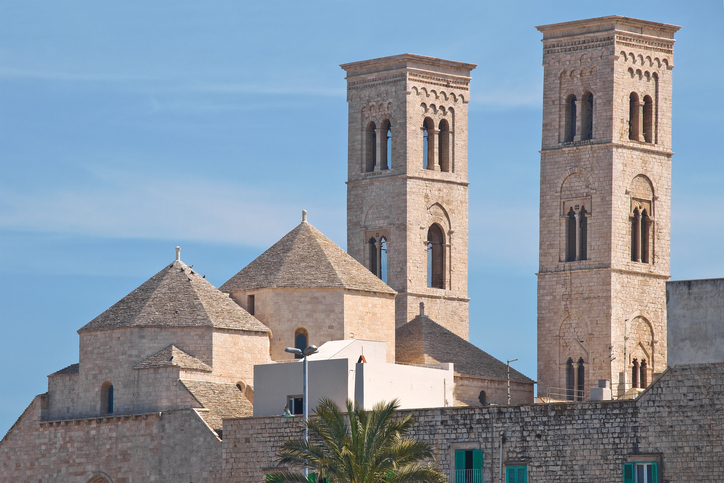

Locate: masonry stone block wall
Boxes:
[234,287,396,363]
[666,278,724,365]
[537,17,677,400]
[453,375,533,407]
[342,55,474,339]
[222,362,724,482]
[1,397,222,483]
[343,291,396,362]
[211,329,272,386]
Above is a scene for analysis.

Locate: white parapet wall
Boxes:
[253,339,454,417]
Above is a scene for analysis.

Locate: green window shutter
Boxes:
[520,466,527,483]
[506,466,515,483]
[455,450,466,470]
[651,462,658,483]
[472,449,483,470]
[623,462,634,483]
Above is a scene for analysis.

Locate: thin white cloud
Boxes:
[0,168,336,247]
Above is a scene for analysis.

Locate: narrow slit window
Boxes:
[380,237,388,284]
[565,95,577,142]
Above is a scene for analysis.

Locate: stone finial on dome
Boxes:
[420,302,425,316]
[176,246,181,261]
[302,210,308,223]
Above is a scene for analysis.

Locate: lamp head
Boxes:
[285,347,303,355]
[303,345,318,357]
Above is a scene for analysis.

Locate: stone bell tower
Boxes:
[341,55,476,339]
[536,17,679,400]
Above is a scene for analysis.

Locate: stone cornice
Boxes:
[537,267,670,280]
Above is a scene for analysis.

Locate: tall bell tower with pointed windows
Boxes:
[536,17,679,400]
[341,55,476,339]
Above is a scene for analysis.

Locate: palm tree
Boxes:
[266,398,446,483]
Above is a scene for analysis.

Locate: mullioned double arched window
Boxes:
[629,175,654,264]
[629,93,655,144]
[364,119,392,172]
[565,358,585,401]
[564,92,594,143]
[421,117,453,172]
[368,235,388,284]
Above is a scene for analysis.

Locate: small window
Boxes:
[629,93,641,141]
[506,465,528,483]
[565,94,577,142]
[423,118,435,169]
[478,390,487,406]
[247,294,255,316]
[623,462,658,483]
[454,449,482,483]
[381,119,392,170]
[369,237,378,276]
[581,93,593,140]
[566,208,576,262]
[566,358,575,401]
[287,396,303,415]
[365,121,377,172]
[643,96,654,143]
[101,382,114,414]
[438,119,451,172]
[427,224,444,289]
[576,358,585,401]
[294,328,308,359]
[380,237,388,284]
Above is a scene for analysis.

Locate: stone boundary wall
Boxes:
[222,363,724,482]
[0,397,222,482]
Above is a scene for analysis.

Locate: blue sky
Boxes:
[1,1,723,436]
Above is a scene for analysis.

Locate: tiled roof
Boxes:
[396,315,534,384]
[51,363,79,376]
[180,380,253,431]
[79,259,270,333]
[220,220,396,295]
[133,345,212,372]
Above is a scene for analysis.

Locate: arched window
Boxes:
[101,382,114,414]
[629,93,641,141]
[478,390,487,406]
[368,237,378,277]
[632,359,639,389]
[365,121,377,172]
[576,358,585,401]
[294,328,308,359]
[564,95,577,142]
[581,93,593,140]
[438,119,451,172]
[426,224,444,289]
[566,208,576,262]
[565,358,574,401]
[643,95,654,143]
[422,118,435,169]
[382,120,392,170]
[380,237,388,284]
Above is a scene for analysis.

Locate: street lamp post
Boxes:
[506,359,518,405]
[285,344,318,477]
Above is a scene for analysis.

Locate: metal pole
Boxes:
[499,430,504,483]
[303,353,309,478]
[506,359,517,405]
